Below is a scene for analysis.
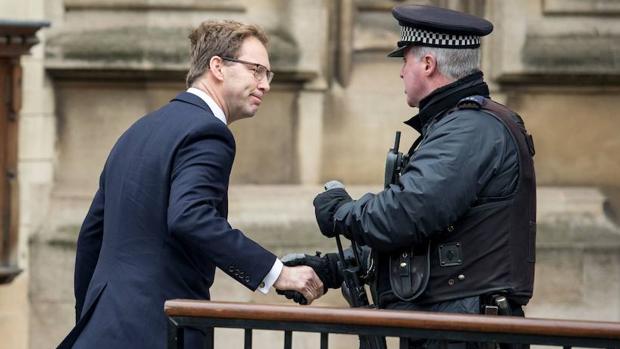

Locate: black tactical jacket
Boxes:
[333,71,535,305]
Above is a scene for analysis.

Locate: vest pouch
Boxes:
[388,242,431,301]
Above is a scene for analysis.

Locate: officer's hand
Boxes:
[276,288,308,305]
[313,186,352,238]
[281,252,342,291]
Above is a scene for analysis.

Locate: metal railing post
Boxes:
[399,337,408,349]
[204,327,213,349]
[284,330,292,349]
[244,328,252,349]
[167,318,184,349]
[320,332,329,349]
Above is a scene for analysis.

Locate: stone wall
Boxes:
[487,0,620,188]
[0,0,619,347]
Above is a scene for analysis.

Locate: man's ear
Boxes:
[209,56,225,81]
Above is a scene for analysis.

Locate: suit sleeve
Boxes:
[74,172,105,322]
[334,111,510,252]
[167,126,277,290]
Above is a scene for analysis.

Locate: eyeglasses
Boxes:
[221,57,274,83]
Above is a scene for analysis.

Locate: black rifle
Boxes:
[323,181,386,349]
[335,235,386,349]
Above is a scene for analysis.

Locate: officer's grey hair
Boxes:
[409,46,480,80]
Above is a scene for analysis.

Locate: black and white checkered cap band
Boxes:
[400,25,480,48]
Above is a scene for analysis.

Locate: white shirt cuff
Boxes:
[257,258,283,294]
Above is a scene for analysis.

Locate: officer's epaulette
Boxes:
[456,95,486,110]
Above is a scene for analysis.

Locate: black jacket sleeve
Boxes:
[333,110,513,252]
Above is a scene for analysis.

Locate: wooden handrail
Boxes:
[165,300,620,341]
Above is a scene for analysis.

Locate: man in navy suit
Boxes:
[59,20,324,348]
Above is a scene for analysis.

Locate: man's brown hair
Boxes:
[186,20,269,87]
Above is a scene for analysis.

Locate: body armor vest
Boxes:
[377,96,536,306]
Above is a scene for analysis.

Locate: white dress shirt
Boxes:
[187,87,227,125]
[186,87,283,294]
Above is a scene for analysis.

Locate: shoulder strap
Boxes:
[406,135,424,157]
[454,95,535,156]
[478,98,536,157]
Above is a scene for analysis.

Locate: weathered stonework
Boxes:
[1,0,620,348]
[46,26,299,68]
[522,34,620,73]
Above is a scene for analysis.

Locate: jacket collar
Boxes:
[171,91,214,115]
[404,71,489,133]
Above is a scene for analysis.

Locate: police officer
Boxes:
[286,4,537,349]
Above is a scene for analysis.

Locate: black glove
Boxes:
[282,252,342,290]
[276,289,309,305]
[276,252,343,305]
[313,188,352,238]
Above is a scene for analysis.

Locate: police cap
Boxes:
[388,5,493,57]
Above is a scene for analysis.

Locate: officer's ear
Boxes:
[422,54,438,76]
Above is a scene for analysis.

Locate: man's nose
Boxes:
[258,78,270,93]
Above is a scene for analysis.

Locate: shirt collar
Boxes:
[186,87,227,125]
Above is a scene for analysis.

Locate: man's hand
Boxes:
[313,187,352,238]
[274,265,324,305]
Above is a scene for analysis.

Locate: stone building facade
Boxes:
[1,0,619,347]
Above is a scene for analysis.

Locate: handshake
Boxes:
[273,180,354,305]
[274,252,342,305]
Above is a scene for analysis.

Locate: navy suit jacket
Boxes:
[58,92,277,348]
